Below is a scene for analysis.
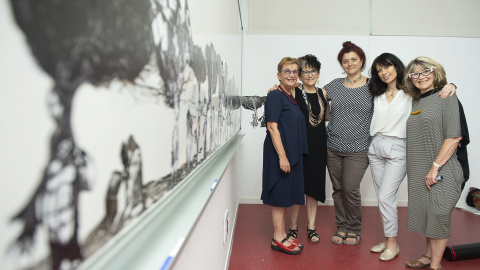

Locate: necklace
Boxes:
[386,89,398,97]
[411,89,435,115]
[301,86,324,127]
[278,85,297,105]
[346,75,362,85]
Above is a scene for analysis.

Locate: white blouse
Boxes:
[370,90,412,138]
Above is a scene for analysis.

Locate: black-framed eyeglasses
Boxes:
[282,70,299,76]
[301,70,318,76]
[408,68,434,79]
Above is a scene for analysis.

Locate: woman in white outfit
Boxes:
[367,53,456,261]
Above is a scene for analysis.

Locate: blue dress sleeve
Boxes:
[265,90,283,123]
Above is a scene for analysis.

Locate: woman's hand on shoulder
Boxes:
[439,83,456,99]
[268,84,278,94]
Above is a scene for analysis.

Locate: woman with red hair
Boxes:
[326,41,371,245]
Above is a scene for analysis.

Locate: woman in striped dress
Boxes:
[404,57,463,270]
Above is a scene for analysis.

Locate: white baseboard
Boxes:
[238,197,408,207]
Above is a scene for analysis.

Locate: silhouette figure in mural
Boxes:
[7,0,241,268]
[84,136,146,256]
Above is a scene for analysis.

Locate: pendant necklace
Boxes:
[411,89,435,115]
[278,85,297,105]
[386,89,397,97]
[346,74,362,85]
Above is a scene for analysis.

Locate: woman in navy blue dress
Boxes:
[262,57,308,255]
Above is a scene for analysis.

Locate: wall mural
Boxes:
[3,0,241,269]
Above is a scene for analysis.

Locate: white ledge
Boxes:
[80,133,244,270]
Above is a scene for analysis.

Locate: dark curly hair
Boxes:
[368,53,406,96]
[298,54,321,73]
[337,41,366,71]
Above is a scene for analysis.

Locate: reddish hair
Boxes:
[337,41,366,70]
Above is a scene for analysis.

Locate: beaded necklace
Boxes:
[278,85,297,105]
[346,74,362,85]
[301,86,324,127]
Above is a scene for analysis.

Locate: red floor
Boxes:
[229,205,480,270]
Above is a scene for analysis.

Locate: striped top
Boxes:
[406,90,463,238]
[324,78,373,153]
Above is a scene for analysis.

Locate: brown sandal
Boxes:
[405,255,431,269]
[330,232,345,244]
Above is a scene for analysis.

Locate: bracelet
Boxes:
[433,161,441,169]
[450,83,457,89]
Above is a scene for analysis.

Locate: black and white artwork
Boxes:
[1,0,241,269]
[241,96,267,128]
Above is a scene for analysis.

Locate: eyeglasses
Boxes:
[282,70,299,76]
[301,70,318,76]
[408,68,434,79]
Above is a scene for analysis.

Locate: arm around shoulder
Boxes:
[322,88,331,121]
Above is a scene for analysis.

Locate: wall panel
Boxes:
[372,0,480,37]
[248,0,370,35]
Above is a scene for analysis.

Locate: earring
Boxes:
[342,71,345,74]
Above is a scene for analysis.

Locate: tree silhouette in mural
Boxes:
[150,0,193,187]
[8,0,153,269]
[190,45,207,169]
[204,44,221,159]
[225,78,241,136]
[242,96,267,128]
[217,61,228,144]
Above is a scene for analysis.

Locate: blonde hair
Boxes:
[277,57,300,73]
[404,56,447,100]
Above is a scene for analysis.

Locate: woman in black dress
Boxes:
[262,57,308,255]
[286,55,329,244]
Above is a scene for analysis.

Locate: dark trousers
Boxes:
[327,148,369,234]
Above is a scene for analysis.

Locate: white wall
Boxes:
[172,151,240,270]
[239,34,480,208]
[372,0,480,37]
[248,0,370,35]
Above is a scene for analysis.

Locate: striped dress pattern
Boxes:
[406,92,463,238]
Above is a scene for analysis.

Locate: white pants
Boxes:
[368,134,407,238]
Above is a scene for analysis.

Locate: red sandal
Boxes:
[287,228,304,250]
[290,238,304,250]
[271,237,302,255]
